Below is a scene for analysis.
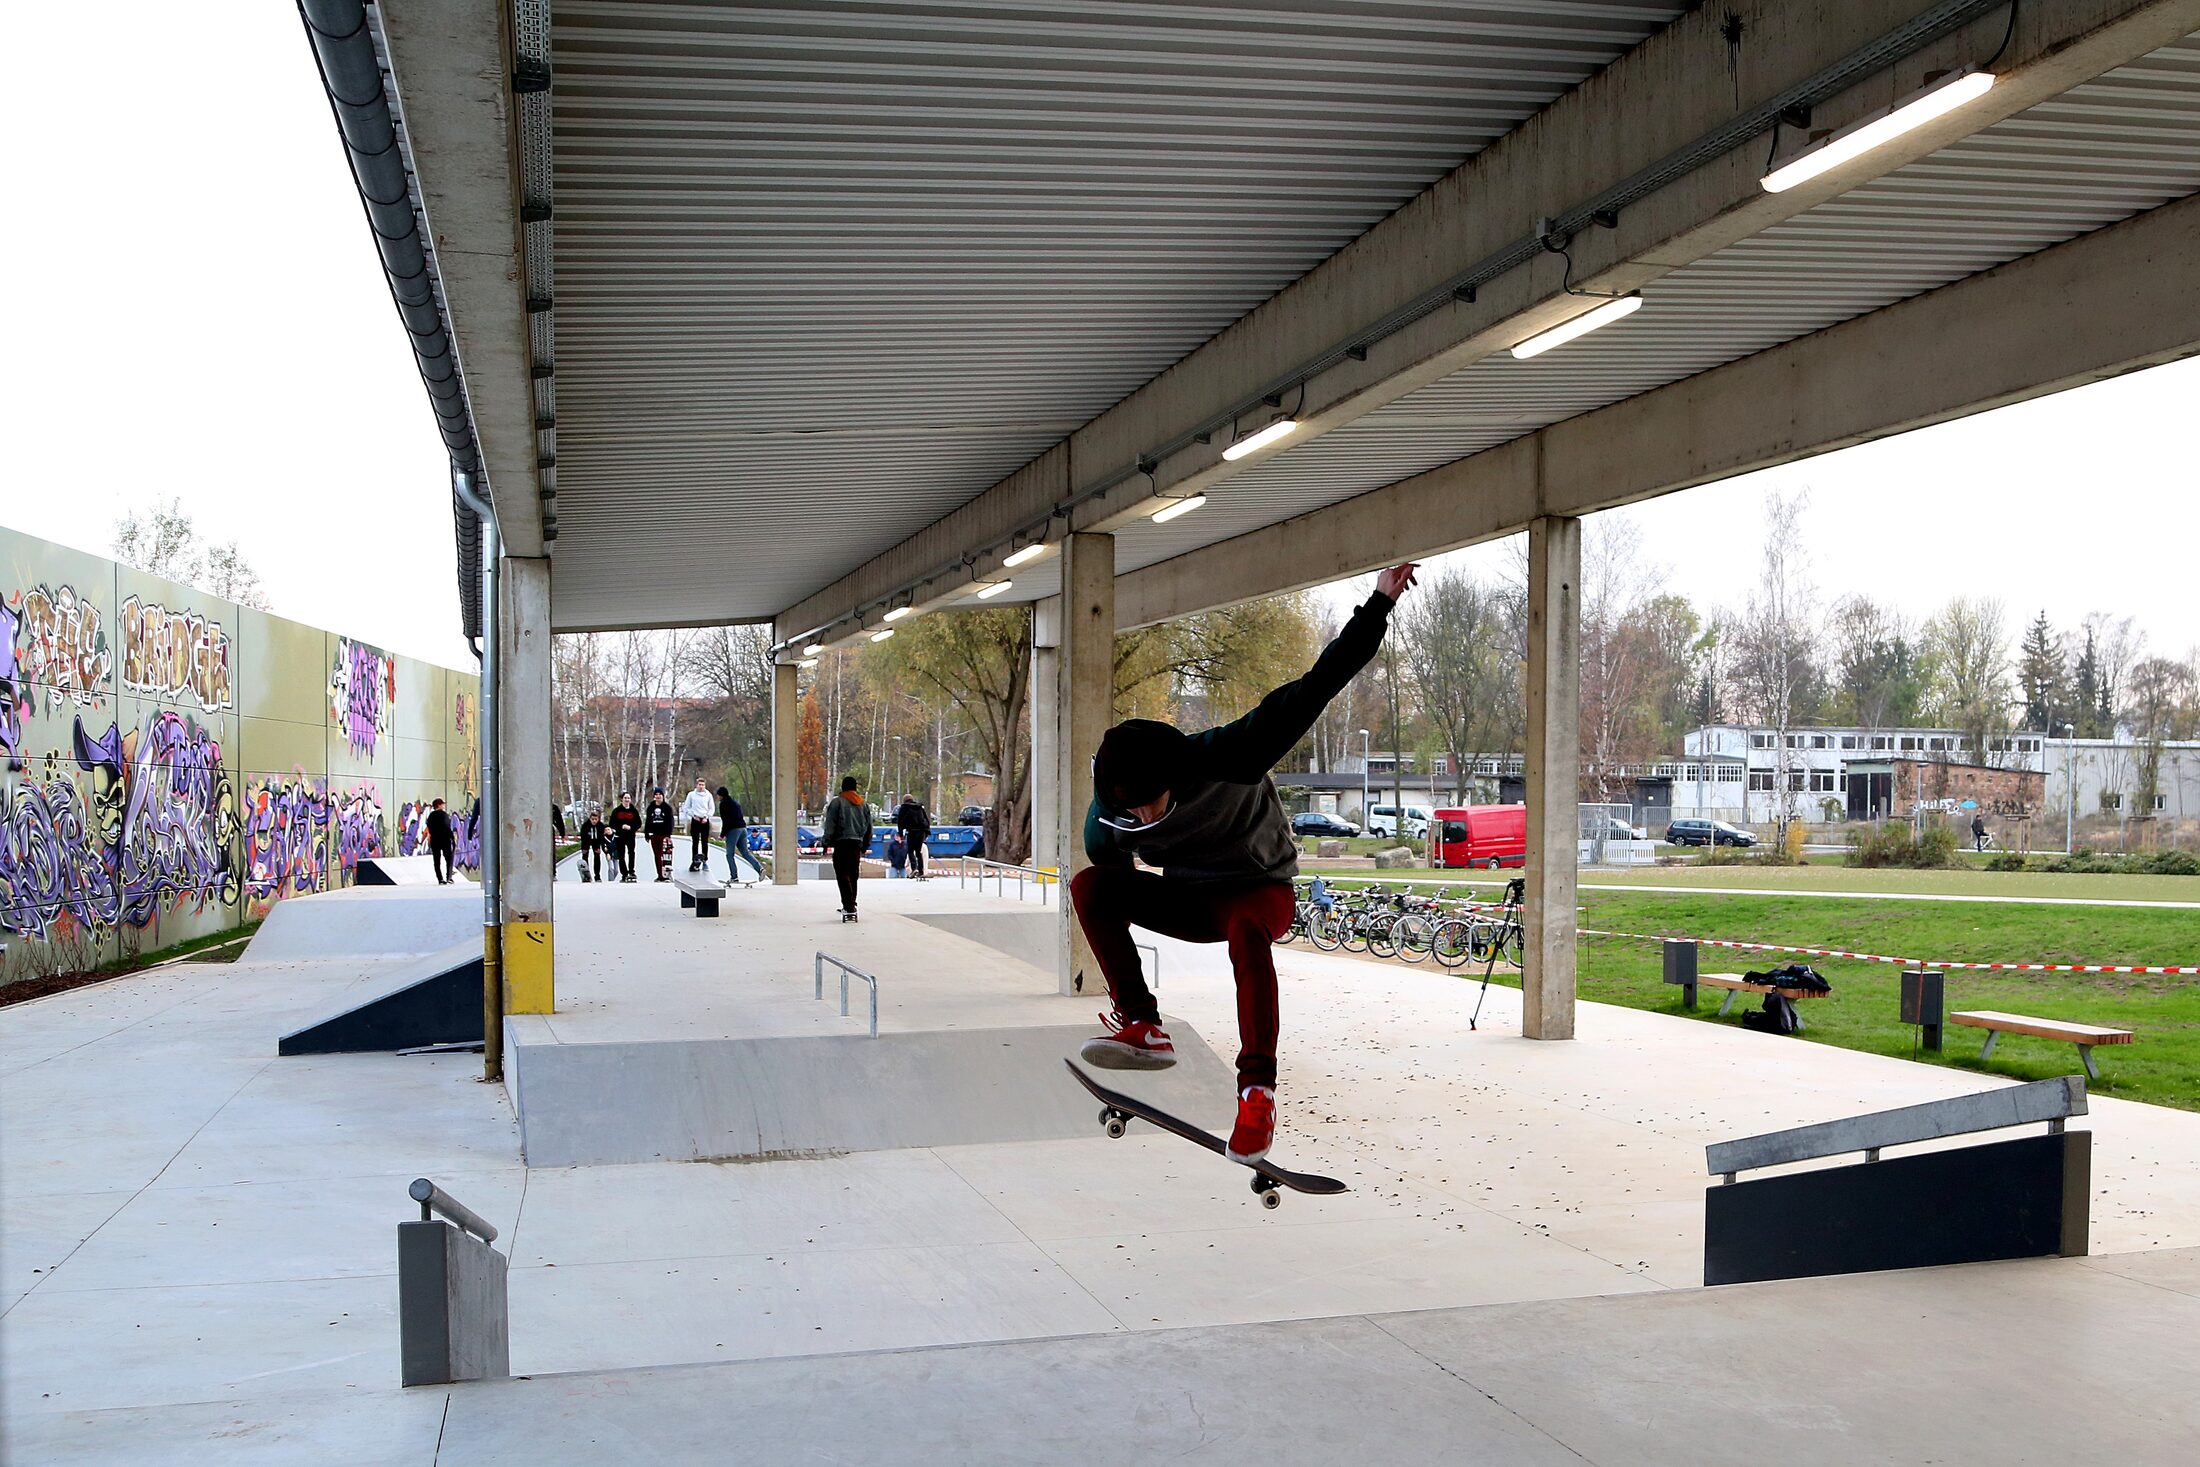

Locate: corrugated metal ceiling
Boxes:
[989,29,2200,604]
[543,0,1691,626]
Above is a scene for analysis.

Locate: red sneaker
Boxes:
[1226,1086,1276,1163]
[1080,1011,1176,1071]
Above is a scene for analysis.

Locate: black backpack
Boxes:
[1742,993,1802,1035]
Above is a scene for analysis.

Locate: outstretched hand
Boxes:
[1375,562,1419,601]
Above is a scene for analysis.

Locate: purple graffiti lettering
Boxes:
[332,785,385,874]
[328,638,393,757]
[0,599,26,771]
[398,798,480,872]
[114,711,239,924]
[243,777,332,905]
[0,770,120,940]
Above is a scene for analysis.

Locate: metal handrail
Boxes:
[1706,1076,2086,1184]
[1137,942,1161,993]
[814,951,880,1037]
[955,854,1055,904]
[409,1177,497,1243]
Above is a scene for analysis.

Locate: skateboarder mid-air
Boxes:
[1073,562,1418,1164]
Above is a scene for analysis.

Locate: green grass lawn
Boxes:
[1297,860,2200,903]
[1462,890,2200,1110]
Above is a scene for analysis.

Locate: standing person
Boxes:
[1972,810,1988,852]
[717,785,759,884]
[644,788,677,882]
[551,799,567,882]
[681,777,715,872]
[886,830,907,878]
[896,794,931,880]
[608,793,642,883]
[425,797,456,885]
[1072,562,1417,1163]
[578,804,607,883]
[821,774,873,921]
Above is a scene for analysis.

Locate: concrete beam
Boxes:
[775,0,2200,647]
[1522,517,1580,1042]
[1055,536,1113,998]
[1116,186,2200,629]
[378,0,546,554]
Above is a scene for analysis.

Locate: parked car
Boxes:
[1430,804,1527,869]
[1592,815,1647,841]
[957,804,991,827]
[1664,817,1757,848]
[1364,803,1432,839]
[1291,810,1361,838]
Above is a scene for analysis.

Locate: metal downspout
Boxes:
[454,470,503,1082]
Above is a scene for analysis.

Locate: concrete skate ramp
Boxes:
[354,854,447,886]
[244,885,482,963]
[505,1017,1237,1167]
[278,938,484,1055]
[911,911,1056,971]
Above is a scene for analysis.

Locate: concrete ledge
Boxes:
[506,1019,1237,1167]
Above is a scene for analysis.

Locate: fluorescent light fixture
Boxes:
[975,579,1014,599]
[882,605,914,623]
[1509,293,1642,360]
[802,642,823,657]
[796,658,819,669]
[1002,541,1048,569]
[1221,418,1298,461]
[869,628,896,643]
[1150,493,1207,524]
[1761,69,1995,194]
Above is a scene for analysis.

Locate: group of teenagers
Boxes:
[562,778,764,885]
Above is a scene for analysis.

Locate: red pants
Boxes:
[1069,865,1295,1089]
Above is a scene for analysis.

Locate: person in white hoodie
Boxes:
[680,777,716,873]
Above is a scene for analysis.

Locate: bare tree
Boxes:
[111,498,273,610]
[1920,596,2014,764]
[1727,491,1819,840]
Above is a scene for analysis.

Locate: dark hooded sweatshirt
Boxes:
[1084,591,1395,883]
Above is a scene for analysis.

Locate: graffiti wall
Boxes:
[0,525,480,986]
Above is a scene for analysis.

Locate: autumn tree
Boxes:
[796,692,827,812]
[868,607,1035,864]
[1113,595,1317,728]
[1396,565,1523,798]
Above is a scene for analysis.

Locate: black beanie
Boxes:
[1093,719,1190,809]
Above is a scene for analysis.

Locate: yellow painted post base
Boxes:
[504,921,555,1013]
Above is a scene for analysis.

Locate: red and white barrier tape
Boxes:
[1578,927,2200,975]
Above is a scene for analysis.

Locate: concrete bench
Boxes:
[673,872,726,918]
[1952,1010,2134,1081]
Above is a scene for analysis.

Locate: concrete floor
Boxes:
[8,872,2200,1462]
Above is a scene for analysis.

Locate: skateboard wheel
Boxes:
[1100,1108,1129,1139]
[1260,1188,1282,1210]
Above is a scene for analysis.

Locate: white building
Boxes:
[1672,724,2200,829]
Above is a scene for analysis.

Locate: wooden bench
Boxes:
[1952,1010,2134,1081]
[672,872,726,918]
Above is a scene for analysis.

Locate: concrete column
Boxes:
[1522,515,1580,1041]
[771,661,798,885]
[497,555,554,1014]
[1054,535,1113,997]
[1030,597,1061,879]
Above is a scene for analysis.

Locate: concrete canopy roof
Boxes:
[355,2,2200,640]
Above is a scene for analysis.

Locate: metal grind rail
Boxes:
[955,855,1055,903]
[408,1177,498,1243]
[814,952,880,1037]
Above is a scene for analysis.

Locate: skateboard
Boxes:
[1064,1060,1347,1210]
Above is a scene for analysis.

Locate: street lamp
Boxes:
[1357,728,1372,834]
[2063,723,2076,855]
[891,734,906,805]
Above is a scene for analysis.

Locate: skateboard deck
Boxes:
[1064,1059,1348,1208]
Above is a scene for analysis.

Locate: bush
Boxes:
[2144,849,2199,876]
[1985,851,2029,873]
[1847,822,1960,870]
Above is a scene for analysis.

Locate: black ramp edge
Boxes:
[1705,1131,2090,1286]
[279,942,485,1055]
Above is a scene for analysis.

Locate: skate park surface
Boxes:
[7,872,2200,1463]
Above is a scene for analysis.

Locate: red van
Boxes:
[1430,804,1527,869]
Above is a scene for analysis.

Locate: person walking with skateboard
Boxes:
[822,774,873,920]
[681,777,716,872]
[608,793,642,882]
[644,788,677,881]
[1072,562,1417,1164]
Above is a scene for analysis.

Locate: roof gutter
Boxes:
[297,0,487,639]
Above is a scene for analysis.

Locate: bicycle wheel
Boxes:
[1364,914,1398,959]
[1337,911,1369,952]
[1308,908,1343,951]
[1277,903,1303,945]
[1392,912,1435,962]
[1431,918,1474,968]
[1499,926,1524,968]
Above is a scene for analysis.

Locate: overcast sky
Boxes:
[4,6,2193,672]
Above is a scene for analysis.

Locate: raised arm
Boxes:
[1196,563,1417,782]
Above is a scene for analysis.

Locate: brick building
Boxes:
[1890,758,2042,818]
